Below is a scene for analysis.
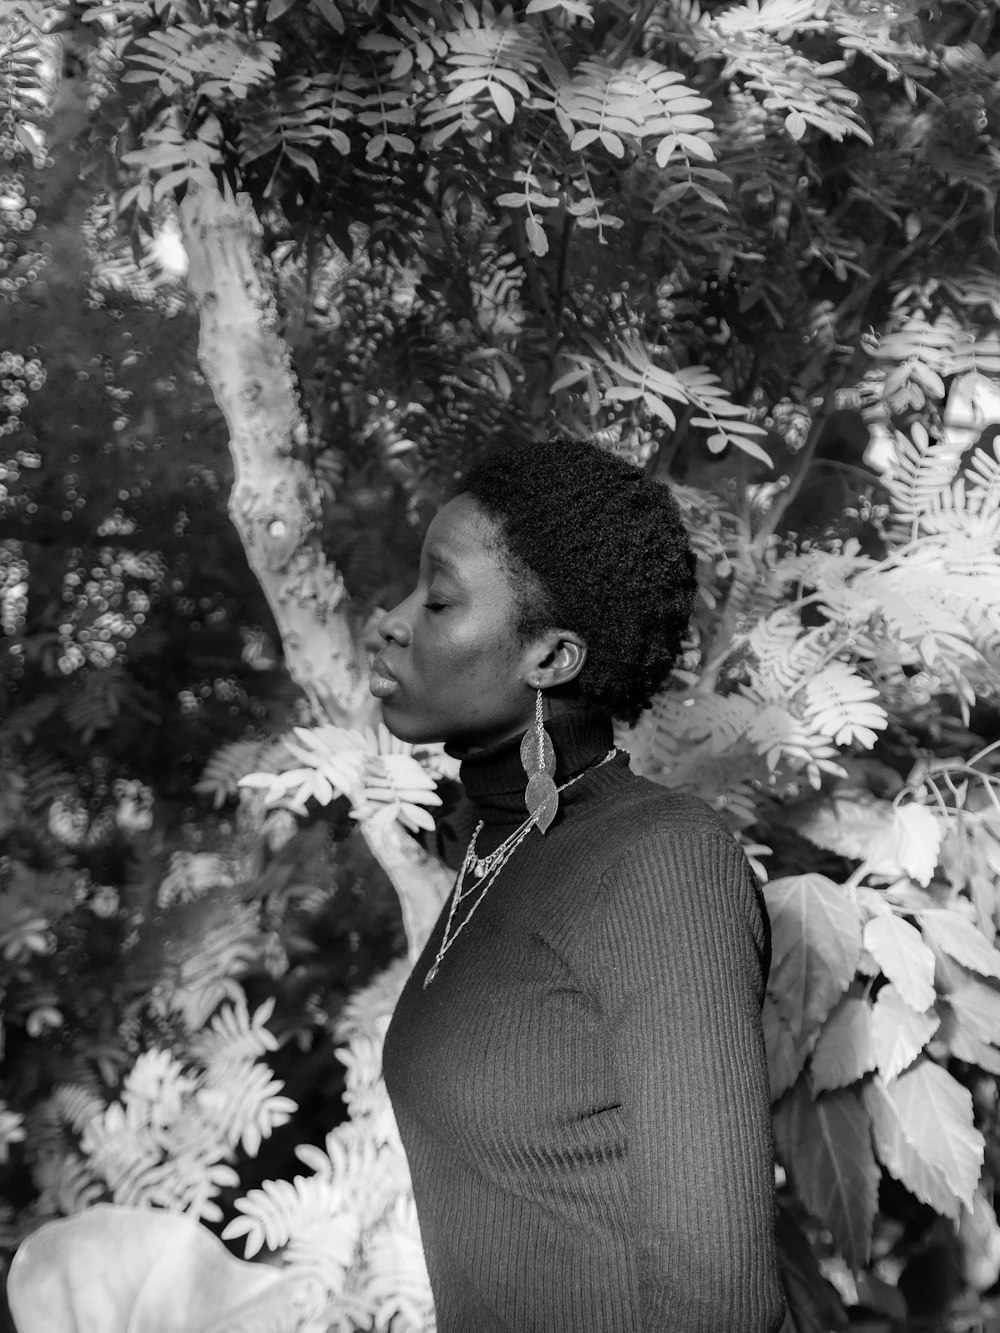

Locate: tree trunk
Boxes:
[180,180,450,956]
[179,181,364,723]
[361,818,451,962]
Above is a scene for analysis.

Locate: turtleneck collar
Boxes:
[450,705,615,829]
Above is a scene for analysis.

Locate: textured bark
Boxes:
[179,182,365,722]
[361,819,452,963]
[180,181,448,954]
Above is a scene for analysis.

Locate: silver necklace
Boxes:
[423,748,619,988]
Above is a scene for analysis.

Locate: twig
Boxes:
[750,382,846,553]
[507,207,558,339]
[607,0,660,65]
[698,493,755,692]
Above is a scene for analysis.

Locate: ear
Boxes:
[525,629,587,691]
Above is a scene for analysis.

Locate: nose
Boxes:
[378,595,413,646]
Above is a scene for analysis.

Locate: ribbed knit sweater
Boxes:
[383,709,785,1333]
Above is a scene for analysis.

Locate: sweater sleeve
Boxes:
[589,825,785,1333]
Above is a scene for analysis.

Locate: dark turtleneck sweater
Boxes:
[382,709,785,1333]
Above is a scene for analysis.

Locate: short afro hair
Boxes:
[459,437,697,723]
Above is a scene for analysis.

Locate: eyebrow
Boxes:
[426,548,462,576]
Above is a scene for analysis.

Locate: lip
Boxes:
[369,656,400,700]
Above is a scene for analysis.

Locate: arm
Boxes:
[591,825,785,1333]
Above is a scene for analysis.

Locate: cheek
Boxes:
[418,617,520,687]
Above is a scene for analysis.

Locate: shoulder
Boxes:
[579,772,769,964]
[586,769,742,868]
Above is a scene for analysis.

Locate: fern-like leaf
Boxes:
[920,482,1000,577]
[704,17,872,144]
[0,1102,26,1165]
[195,738,269,808]
[158,851,236,907]
[52,1084,105,1135]
[964,432,1000,514]
[32,1150,104,1217]
[552,54,717,169]
[882,421,963,535]
[238,74,358,189]
[0,6,54,149]
[0,895,51,962]
[801,661,887,749]
[555,57,656,158]
[124,24,280,101]
[225,1174,355,1263]
[62,668,124,742]
[565,333,770,458]
[857,565,979,667]
[439,7,543,127]
[223,963,431,1321]
[873,311,1000,411]
[1,693,59,744]
[364,1196,437,1332]
[744,615,829,699]
[241,724,444,833]
[190,998,280,1068]
[623,58,716,168]
[199,1060,297,1157]
[744,703,846,785]
[158,901,262,1031]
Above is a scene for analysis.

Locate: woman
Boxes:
[374,438,784,1333]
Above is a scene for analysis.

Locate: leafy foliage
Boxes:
[169,428,1000,1332]
[7,1204,309,1333]
[240,723,456,833]
[123,24,280,100]
[5,0,1000,1327]
[44,0,999,470]
[225,961,435,1332]
[57,1002,296,1223]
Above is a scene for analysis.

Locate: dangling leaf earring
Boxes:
[521,688,558,833]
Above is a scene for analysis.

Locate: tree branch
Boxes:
[607,0,660,65]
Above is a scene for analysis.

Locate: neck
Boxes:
[451,704,615,829]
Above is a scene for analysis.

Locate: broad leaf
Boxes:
[890,1061,984,1209]
[795,796,894,863]
[863,914,936,1011]
[921,908,1000,980]
[764,875,862,1042]
[774,1082,878,1269]
[863,1066,983,1219]
[854,1272,907,1322]
[936,1007,1000,1074]
[871,984,938,1081]
[863,1078,959,1219]
[7,1204,297,1333]
[866,803,943,886]
[763,993,807,1100]
[810,996,876,1093]
[941,965,1000,1044]
[774,1208,848,1333]
[855,886,890,922]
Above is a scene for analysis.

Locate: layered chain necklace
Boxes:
[422,748,619,988]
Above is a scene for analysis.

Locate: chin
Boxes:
[379,705,445,747]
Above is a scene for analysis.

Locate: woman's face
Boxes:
[371,495,542,749]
